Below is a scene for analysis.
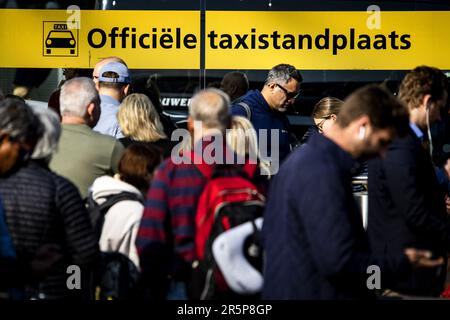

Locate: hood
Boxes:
[90,175,144,202]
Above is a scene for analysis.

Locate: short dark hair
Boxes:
[118,143,162,194]
[220,71,249,101]
[398,66,448,109]
[0,98,43,146]
[337,84,409,135]
[265,63,303,85]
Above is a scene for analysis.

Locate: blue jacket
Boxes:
[231,90,291,162]
[262,132,411,299]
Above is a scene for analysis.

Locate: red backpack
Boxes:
[189,156,265,300]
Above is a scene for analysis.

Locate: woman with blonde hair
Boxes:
[118,93,176,158]
[226,116,271,178]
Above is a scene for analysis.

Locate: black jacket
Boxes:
[368,127,449,296]
[263,133,410,299]
[0,161,98,299]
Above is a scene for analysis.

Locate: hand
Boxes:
[30,244,63,279]
[445,195,450,215]
[404,248,444,268]
[444,159,450,179]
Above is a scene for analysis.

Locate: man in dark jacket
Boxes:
[368,66,449,296]
[231,64,302,172]
[262,85,443,300]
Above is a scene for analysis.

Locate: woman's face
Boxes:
[313,114,337,136]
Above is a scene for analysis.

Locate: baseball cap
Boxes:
[98,62,131,84]
[212,217,264,295]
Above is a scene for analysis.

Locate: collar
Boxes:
[62,123,92,133]
[189,133,238,164]
[100,94,120,106]
[409,122,424,140]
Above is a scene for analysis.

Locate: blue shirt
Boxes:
[262,132,410,299]
[93,94,124,139]
[409,122,424,140]
[231,90,291,162]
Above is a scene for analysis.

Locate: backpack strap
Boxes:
[96,191,143,215]
[242,162,258,179]
[237,102,252,120]
[89,191,143,237]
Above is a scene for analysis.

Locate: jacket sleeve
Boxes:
[55,176,99,266]
[135,161,172,300]
[382,146,450,247]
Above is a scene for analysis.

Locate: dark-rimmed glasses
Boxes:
[275,83,300,100]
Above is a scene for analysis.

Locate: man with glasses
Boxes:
[231,64,302,168]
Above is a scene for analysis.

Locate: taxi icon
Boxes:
[45,30,76,54]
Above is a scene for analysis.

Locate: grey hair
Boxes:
[60,77,99,117]
[189,88,231,132]
[31,108,61,163]
[0,98,43,145]
[265,63,303,85]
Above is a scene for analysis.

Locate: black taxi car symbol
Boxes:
[45,30,76,54]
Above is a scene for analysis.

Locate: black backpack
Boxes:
[86,191,142,241]
[85,191,143,300]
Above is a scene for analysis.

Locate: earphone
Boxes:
[358,126,366,140]
[426,103,433,158]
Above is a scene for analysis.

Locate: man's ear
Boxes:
[422,94,432,110]
[86,102,96,117]
[187,116,194,134]
[355,115,370,128]
[123,84,131,97]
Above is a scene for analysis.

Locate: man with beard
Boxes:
[262,85,444,299]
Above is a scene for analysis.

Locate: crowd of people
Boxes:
[0,57,450,301]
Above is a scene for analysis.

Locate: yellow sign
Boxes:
[1,10,450,70]
[205,11,450,70]
[0,9,200,69]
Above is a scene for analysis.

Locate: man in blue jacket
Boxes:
[263,85,443,300]
[231,64,302,173]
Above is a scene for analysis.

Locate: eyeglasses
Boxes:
[315,116,331,133]
[275,83,300,100]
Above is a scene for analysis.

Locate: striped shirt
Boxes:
[136,157,207,267]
